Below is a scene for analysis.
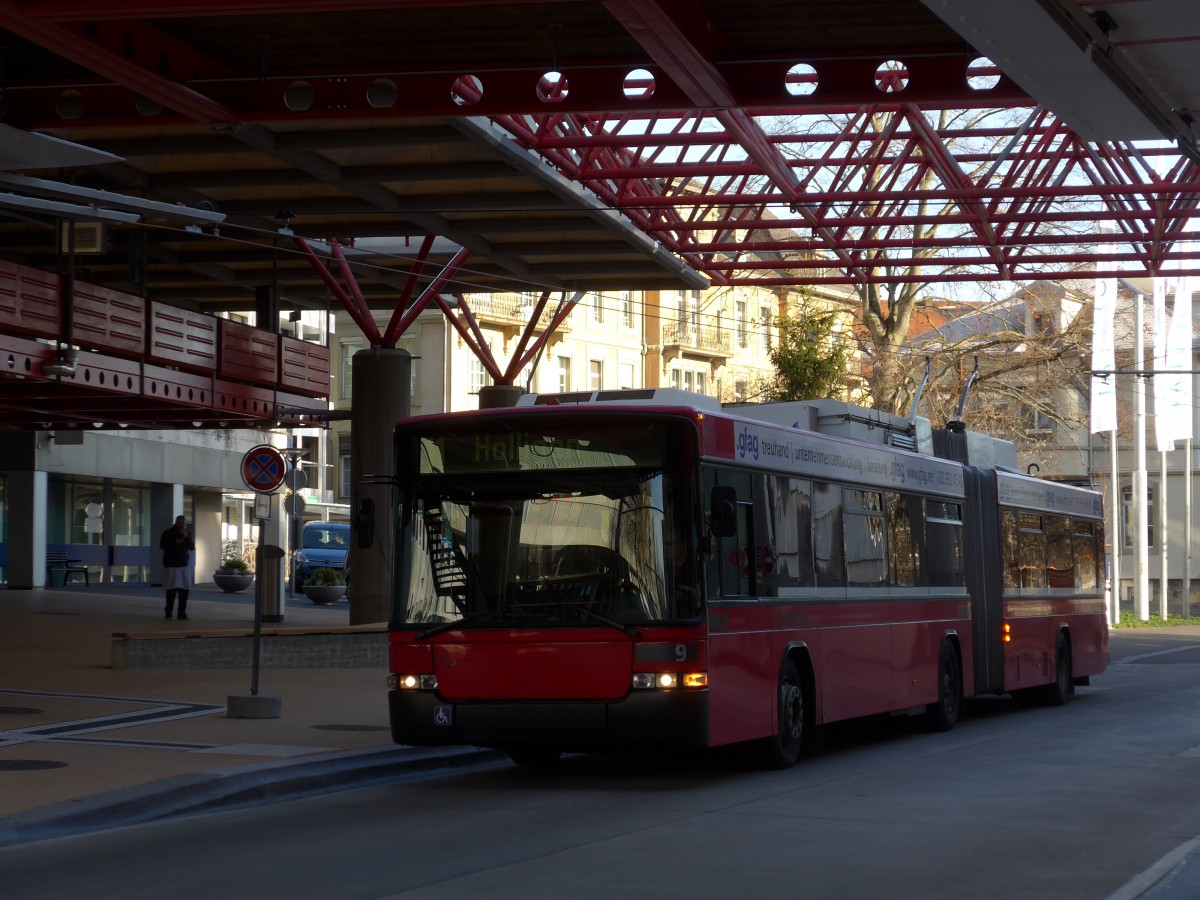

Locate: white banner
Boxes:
[1164,275,1194,445]
[1153,278,1173,451]
[1090,278,1117,433]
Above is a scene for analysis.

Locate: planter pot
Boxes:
[303,584,346,604]
[213,572,253,593]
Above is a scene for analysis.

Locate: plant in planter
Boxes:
[303,566,347,604]
[213,554,254,593]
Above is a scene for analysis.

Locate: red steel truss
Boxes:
[1,0,1198,293]
[492,105,1200,286]
[298,235,582,385]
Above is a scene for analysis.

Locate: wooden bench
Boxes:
[46,550,89,585]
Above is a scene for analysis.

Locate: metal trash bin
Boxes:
[259,556,283,622]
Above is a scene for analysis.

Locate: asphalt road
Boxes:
[2,629,1199,900]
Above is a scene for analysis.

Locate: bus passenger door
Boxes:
[706,476,772,745]
[713,501,755,599]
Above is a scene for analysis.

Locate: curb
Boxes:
[0,744,506,849]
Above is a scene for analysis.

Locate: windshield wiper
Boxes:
[571,604,640,639]
[415,605,639,640]
[414,611,493,641]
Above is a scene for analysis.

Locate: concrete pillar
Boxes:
[348,348,410,625]
[6,470,47,589]
[192,490,223,584]
[478,384,526,409]
[149,483,184,586]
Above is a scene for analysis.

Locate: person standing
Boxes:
[159,515,195,620]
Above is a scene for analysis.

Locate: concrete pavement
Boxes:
[0,582,501,847]
[5,582,1200,899]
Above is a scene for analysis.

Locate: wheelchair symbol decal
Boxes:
[434,706,452,726]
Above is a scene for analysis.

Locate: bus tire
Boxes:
[1043,633,1073,707]
[507,746,562,767]
[758,659,805,769]
[925,639,962,733]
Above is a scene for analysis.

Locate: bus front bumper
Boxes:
[388,689,710,751]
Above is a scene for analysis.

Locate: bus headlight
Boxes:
[389,673,438,690]
[632,672,707,690]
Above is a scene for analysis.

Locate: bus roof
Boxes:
[416,391,969,500]
[515,388,1016,470]
[701,404,966,499]
[995,470,1104,519]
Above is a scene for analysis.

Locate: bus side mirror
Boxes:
[709,485,737,538]
[355,498,376,549]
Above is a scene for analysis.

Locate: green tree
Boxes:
[760,304,851,401]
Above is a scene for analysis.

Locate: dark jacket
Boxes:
[160,525,195,568]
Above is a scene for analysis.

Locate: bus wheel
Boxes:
[759,659,805,769]
[925,640,962,732]
[1042,634,1073,707]
[507,747,562,767]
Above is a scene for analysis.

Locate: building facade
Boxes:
[0,279,852,589]
[986,285,1199,614]
[322,283,854,510]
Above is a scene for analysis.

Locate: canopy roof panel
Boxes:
[0,0,1193,310]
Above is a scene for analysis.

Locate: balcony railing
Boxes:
[663,321,731,357]
[465,292,567,332]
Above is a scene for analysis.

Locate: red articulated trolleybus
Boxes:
[386,389,1108,767]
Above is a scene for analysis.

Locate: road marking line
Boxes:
[1115,644,1200,664]
[0,688,223,750]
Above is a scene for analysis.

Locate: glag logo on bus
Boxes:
[736,426,794,463]
[736,427,760,460]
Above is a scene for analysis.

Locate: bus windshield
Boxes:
[395,415,699,629]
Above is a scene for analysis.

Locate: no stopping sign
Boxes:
[241,444,287,493]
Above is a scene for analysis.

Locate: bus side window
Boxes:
[843,488,886,587]
[1000,509,1020,589]
[813,481,844,587]
[766,476,813,590]
[1045,515,1073,588]
[1072,520,1098,589]
[706,469,754,598]
[926,501,964,588]
[795,479,815,586]
[885,491,918,587]
[1018,513,1047,589]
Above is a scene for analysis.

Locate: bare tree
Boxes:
[905,281,1096,462]
[767,105,1097,418]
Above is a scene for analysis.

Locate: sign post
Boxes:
[227,445,288,720]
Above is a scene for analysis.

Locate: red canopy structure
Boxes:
[0,0,1196,297]
[0,0,1196,427]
